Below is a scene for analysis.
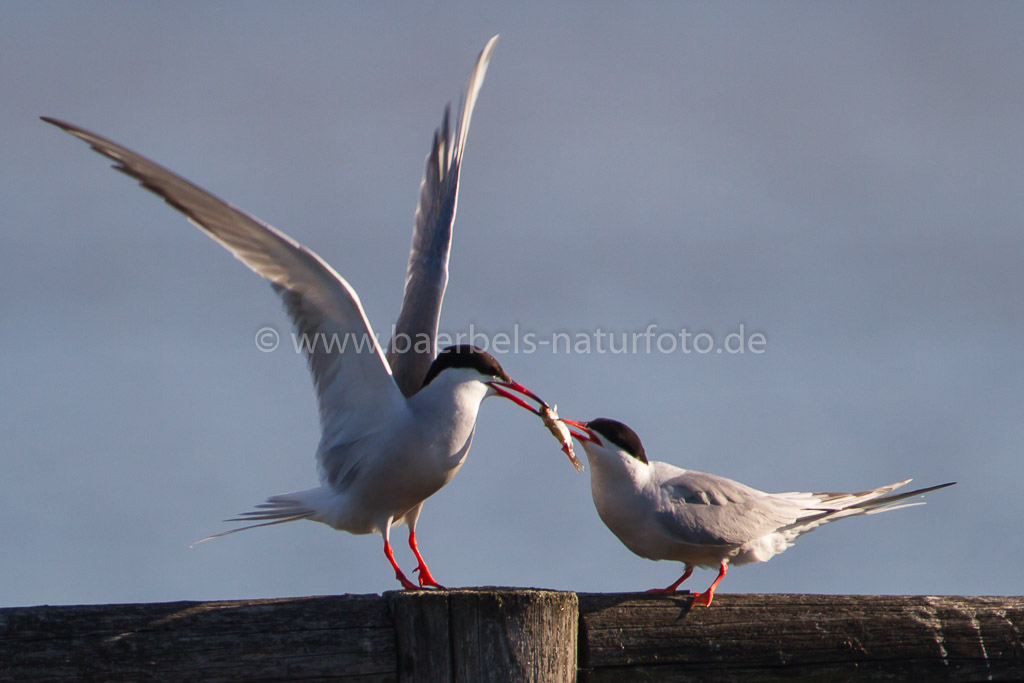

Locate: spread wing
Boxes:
[42,117,402,432]
[653,468,801,547]
[386,35,498,396]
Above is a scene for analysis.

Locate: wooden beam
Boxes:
[2,592,1022,681]
[0,595,395,681]
[578,593,1024,681]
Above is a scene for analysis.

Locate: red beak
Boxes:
[487,379,546,415]
[560,418,600,444]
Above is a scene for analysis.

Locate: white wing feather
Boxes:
[41,117,403,443]
[387,35,498,396]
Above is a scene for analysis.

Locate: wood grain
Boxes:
[578,593,1024,682]
[3,592,1022,682]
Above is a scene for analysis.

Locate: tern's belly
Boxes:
[593,478,739,568]
[328,450,464,534]
[317,418,474,535]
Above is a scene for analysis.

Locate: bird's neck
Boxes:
[586,449,650,489]
[586,452,652,546]
[408,375,488,458]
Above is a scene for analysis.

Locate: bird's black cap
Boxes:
[421,345,511,388]
[586,418,648,464]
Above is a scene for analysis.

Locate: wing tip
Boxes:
[481,34,500,61]
[41,116,87,140]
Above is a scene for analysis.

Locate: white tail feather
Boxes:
[779,480,955,538]
[190,487,325,547]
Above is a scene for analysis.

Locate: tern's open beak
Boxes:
[561,418,600,444]
[487,379,545,414]
[488,380,586,473]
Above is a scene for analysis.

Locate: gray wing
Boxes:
[653,468,802,547]
[386,35,499,396]
[43,117,402,433]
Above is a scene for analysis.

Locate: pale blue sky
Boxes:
[3,2,1021,606]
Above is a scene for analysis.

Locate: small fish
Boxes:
[540,403,584,473]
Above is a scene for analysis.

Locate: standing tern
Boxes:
[563,418,955,605]
[43,36,557,590]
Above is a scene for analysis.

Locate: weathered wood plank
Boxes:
[4,591,1022,682]
[577,593,1024,682]
[0,595,397,682]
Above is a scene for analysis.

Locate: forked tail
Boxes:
[780,479,956,537]
[191,487,324,546]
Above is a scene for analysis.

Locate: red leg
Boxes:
[383,537,419,590]
[408,529,445,589]
[647,565,694,594]
[691,561,728,607]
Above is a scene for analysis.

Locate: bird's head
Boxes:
[561,417,649,465]
[421,345,546,414]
